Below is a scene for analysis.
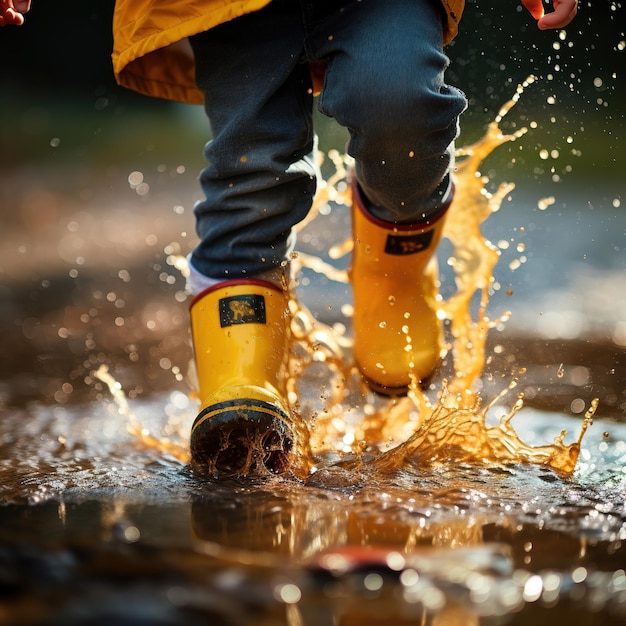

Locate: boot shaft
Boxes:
[351,182,449,392]
[190,279,290,404]
[351,185,447,278]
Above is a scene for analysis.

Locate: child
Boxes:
[3,0,578,476]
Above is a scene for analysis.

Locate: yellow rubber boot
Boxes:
[351,182,448,395]
[189,278,304,476]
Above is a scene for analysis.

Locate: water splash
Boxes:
[97,78,595,479]
[95,364,190,463]
[289,76,595,477]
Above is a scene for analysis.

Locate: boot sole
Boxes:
[190,397,294,476]
[357,357,440,397]
[359,372,409,397]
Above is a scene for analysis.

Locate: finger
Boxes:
[14,0,30,12]
[538,1,578,29]
[520,0,545,21]
[0,8,25,25]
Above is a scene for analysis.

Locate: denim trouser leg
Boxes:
[189,0,467,280]
[309,0,468,222]
[188,3,316,280]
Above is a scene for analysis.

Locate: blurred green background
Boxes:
[0,0,623,184]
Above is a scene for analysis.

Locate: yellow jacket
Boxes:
[112,0,465,105]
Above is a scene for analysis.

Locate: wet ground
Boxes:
[1,411,625,625]
[1,105,626,624]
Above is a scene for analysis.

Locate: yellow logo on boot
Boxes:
[219,294,267,327]
[385,230,434,255]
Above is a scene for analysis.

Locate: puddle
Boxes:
[1,395,626,624]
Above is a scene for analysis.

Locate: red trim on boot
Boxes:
[351,177,452,231]
[189,278,283,310]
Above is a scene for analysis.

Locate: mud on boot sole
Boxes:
[190,398,294,476]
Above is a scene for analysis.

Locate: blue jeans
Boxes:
[188,0,467,280]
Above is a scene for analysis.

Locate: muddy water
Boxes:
[2,92,626,623]
[1,397,626,625]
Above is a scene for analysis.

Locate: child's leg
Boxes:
[307,0,468,392]
[188,2,316,283]
[187,3,316,475]
[309,0,467,222]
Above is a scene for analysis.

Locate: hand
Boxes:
[521,0,578,29]
[0,0,31,26]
